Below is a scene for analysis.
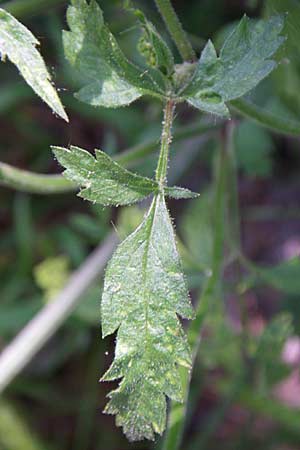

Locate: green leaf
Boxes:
[164,186,199,200]
[129,3,174,76]
[63,0,166,108]
[0,8,68,122]
[181,15,285,117]
[101,194,194,441]
[53,145,198,206]
[53,145,157,205]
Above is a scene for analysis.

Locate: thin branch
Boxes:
[0,233,118,394]
[231,98,300,136]
[0,162,75,194]
[156,99,175,185]
[154,0,196,61]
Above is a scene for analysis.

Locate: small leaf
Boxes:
[53,146,157,206]
[128,3,174,76]
[165,186,199,199]
[63,0,166,108]
[0,8,68,121]
[181,15,285,117]
[53,145,198,206]
[101,194,194,441]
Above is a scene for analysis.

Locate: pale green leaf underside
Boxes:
[63,0,166,108]
[52,146,198,206]
[182,15,285,117]
[0,8,68,121]
[101,194,194,441]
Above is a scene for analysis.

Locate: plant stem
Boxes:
[156,100,175,186]
[0,121,222,195]
[120,120,220,166]
[0,162,75,193]
[231,98,300,136]
[154,0,196,61]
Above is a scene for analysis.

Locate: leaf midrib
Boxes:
[140,195,159,363]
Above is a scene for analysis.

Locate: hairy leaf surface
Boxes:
[63,0,167,108]
[101,194,194,441]
[181,15,285,117]
[0,8,68,121]
[53,146,198,205]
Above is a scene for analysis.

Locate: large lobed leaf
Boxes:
[181,15,285,117]
[101,194,194,441]
[0,8,68,121]
[63,0,168,108]
[53,145,198,205]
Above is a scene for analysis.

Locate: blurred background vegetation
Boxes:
[1,0,300,449]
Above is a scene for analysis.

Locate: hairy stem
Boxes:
[154,0,196,61]
[156,100,175,186]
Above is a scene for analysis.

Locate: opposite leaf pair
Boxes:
[64,0,285,117]
[0,1,285,119]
